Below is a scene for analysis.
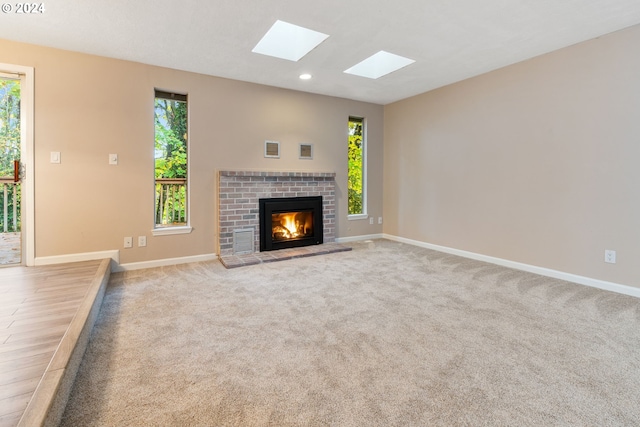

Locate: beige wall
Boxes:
[0,39,383,264]
[384,24,640,288]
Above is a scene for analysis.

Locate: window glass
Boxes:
[348,117,365,216]
[154,91,188,227]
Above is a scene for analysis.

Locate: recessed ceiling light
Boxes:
[299,73,312,80]
[252,20,329,62]
[344,51,415,79]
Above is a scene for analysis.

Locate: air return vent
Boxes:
[299,143,313,159]
[264,140,280,158]
[233,229,254,254]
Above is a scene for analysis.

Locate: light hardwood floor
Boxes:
[0,260,110,427]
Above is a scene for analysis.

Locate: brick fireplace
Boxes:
[218,171,336,256]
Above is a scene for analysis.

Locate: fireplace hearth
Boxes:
[259,196,323,252]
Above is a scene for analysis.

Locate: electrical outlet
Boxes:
[378,217,383,224]
[124,237,133,248]
[138,236,147,247]
[369,217,374,225]
[604,249,616,264]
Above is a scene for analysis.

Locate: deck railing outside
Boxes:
[155,178,187,226]
[0,179,20,233]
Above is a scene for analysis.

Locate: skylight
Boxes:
[252,20,329,62]
[344,51,415,79]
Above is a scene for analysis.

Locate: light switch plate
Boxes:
[50,151,61,164]
[109,153,118,165]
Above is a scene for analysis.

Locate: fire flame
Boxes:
[280,214,300,238]
[272,212,312,240]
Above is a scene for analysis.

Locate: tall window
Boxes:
[154,90,188,228]
[348,116,365,216]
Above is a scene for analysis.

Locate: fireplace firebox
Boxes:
[259,196,323,251]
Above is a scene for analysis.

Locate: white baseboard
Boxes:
[335,233,384,244]
[113,253,218,272]
[34,251,219,273]
[383,234,640,299]
[35,250,120,266]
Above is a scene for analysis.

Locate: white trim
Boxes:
[34,250,219,273]
[383,234,640,299]
[0,71,20,79]
[23,67,34,266]
[0,63,34,266]
[113,253,217,272]
[151,226,193,236]
[335,233,384,243]
[35,250,120,266]
[362,118,368,216]
[347,214,368,221]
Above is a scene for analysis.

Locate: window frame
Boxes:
[151,89,192,236]
[347,116,367,220]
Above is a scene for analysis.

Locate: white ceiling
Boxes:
[2,0,640,105]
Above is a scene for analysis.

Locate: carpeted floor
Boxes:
[60,239,640,426]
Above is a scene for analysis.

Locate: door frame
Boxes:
[0,62,34,266]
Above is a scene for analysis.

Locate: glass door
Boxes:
[0,75,21,266]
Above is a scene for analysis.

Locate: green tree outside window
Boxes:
[0,78,21,232]
[154,92,188,226]
[348,117,364,215]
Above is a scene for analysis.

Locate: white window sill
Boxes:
[151,226,193,236]
[348,214,368,221]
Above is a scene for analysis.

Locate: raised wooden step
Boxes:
[0,259,110,427]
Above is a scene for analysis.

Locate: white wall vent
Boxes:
[299,143,313,159]
[264,140,280,158]
[233,229,254,254]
